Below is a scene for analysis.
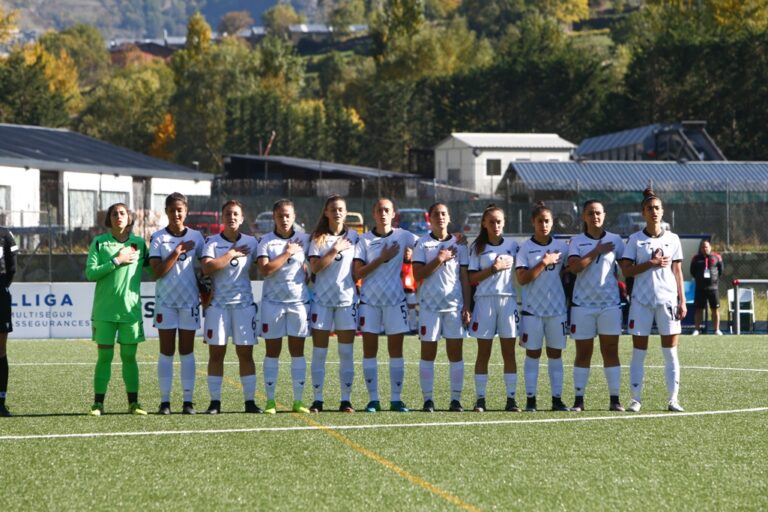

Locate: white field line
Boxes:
[11,361,768,372]
[0,407,766,442]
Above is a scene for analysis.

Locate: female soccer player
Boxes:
[308,195,359,413]
[516,202,570,412]
[201,200,261,414]
[353,198,418,412]
[620,188,686,412]
[0,226,17,417]
[412,203,471,412]
[567,200,626,412]
[256,199,312,414]
[149,192,205,415]
[468,205,520,412]
[85,203,149,416]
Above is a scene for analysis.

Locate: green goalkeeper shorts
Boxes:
[91,320,145,345]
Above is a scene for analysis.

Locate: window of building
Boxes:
[486,159,501,176]
[447,168,461,185]
[68,190,96,229]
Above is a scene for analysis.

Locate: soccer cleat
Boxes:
[525,396,537,412]
[364,400,381,413]
[88,402,104,417]
[473,398,486,412]
[609,400,625,412]
[422,399,435,413]
[157,402,171,415]
[551,397,570,412]
[691,329,700,336]
[309,400,324,413]
[505,397,521,412]
[129,402,148,416]
[264,399,277,415]
[0,405,12,417]
[627,399,642,413]
[244,400,263,414]
[715,330,723,335]
[206,400,221,415]
[389,400,410,412]
[571,397,585,412]
[182,402,196,415]
[449,400,464,412]
[292,400,310,414]
[339,401,355,413]
[667,400,685,412]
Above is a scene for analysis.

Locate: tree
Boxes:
[218,10,254,37]
[23,43,82,114]
[262,3,304,39]
[0,49,69,127]
[38,24,111,90]
[460,0,526,38]
[149,112,176,160]
[328,0,367,35]
[0,7,17,43]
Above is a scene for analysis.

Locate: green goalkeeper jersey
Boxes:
[85,232,148,323]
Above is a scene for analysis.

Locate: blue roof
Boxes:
[508,161,768,192]
[576,124,661,156]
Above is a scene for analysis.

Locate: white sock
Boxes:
[158,354,174,403]
[662,346,680,402]
[208,375,223,401]
[363,357,379,401]
[390,357,405,402]
[474,373,488,399]
[263,357,279,400]
[450,361,464,401]
[603,365,621,397]
[240,374,256,402]
[338,343,355,402]
[180,353,195,403]
[524,356,540,397]
[408,308,418,331]
[630,348,647,401]
[419,359,434,401]
[548,358,564,398]
[311,347,328,402]
[573,366,591,397]
[504,373,518,398]
[291,356,306,402]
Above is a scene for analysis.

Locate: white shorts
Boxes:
[261,300,310,338]
[359,302,409,335]
[569,305,622,339]
[469,296,518,339]
[520,314,568,350]
[204,304,258,346]
[628,301,681,336]
[419,308,465,342]
[154,304,200,331]
[311,303,357,332]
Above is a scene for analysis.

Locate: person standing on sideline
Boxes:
[85,203,149,416]
[0,226,18,417]
[354,198,418,412]
[620,188,686,413]
[307,195,359,413]
[567,200,626,412]
[201,200,261,414]
[516,202,570,412]
[690,239,723,335]
[149,192,205,415]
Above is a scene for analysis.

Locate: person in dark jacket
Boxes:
[690,239,723,335]
[0,227,18,416]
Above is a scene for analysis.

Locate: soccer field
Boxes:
[1,335,766,511]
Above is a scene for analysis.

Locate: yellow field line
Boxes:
[214,371,480,511]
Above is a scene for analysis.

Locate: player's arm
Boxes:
[412,248,453,281]
[619,254,667,278]
[150,240,196,279]
[353,243,399,281]
[673,260,687,319]
[85,238,131,281]
[568,241,614,274]
[257,242,302,277]
[516,251,560,285]
[2,231,17,287]
[460,266,472,323]
[310,237,352,274]
[202,245,249,275]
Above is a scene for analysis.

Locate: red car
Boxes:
[186,211,224,236]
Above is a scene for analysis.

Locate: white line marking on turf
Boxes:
[1,407,766,442]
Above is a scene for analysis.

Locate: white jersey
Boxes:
[516,237,568,316]
[622,229,683,307]
[469,237,518,298]
[308,230,359,307]
[257,231,310,304]
[202,232,259,308]
[412,233,468,312]
[149,227,205,308]
[355,228,418,306]
[568,231,624,308]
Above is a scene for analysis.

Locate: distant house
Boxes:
[433,133,576,197]
[575,121,726,161]
[0,124,212,238]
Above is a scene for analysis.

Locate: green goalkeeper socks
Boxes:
[94,347,114,395]
[120,343,139,394]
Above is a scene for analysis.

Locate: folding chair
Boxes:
[727,288,756,332]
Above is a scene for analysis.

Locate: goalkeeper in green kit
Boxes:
[85,203,149,416]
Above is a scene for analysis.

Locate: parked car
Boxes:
[462,212,483,236]
[252,211,274,236]
[395,208,430,236]
[186,211,223,236]
[613,212,671,236]
[345,212,365,234]
[545,200,580,232]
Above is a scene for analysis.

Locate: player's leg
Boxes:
[204,306,228,414]
[310,304,332,412]
[544,315,568,411]
[418,309,440,412]
[521,315,545,412]
[571,306,596,412]
[360,304,382,412]
[499,298,520,412]
[335,305,358,412]
[385,302,409,412]
[471,297,497,412]
[627,301,652,412]
[597,306,623,411]
[178,327,197,414]
[658,304,683,412]
[0,333,9,417]
[90,321,118,416]
[287,303,310,413]
[446,337,464,412]
[156,323,177,415]
[116,321,146,415]
[262,301,288,414]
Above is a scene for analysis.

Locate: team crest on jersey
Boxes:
[262,323,269,333]
[570,324,576,334]
[156,314,163,324]
[207,329,213,339]
[360,317,365,326]
[472,322,478,332]
[629,320,635,329]
[522,333,528,342]
[311,313,318,323]
[420,326,427,336]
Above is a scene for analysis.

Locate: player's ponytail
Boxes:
[641,187,660,208]
[472,204,503,255]
[531,200,551,221]
[312,195,346,246]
